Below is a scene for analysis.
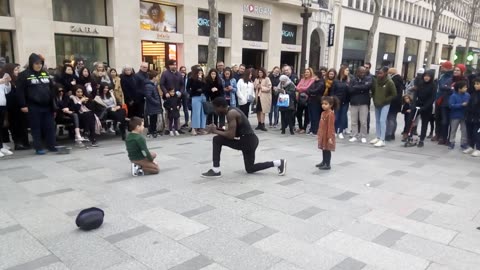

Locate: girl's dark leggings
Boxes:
[322,150,331,166]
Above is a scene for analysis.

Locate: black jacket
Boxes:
[163,95,181,119]
[204,78,224,101]
[134,71,148,99]
[159,70,184,98]
[307,79,326,104]
[415,70,436,112]
[16,53,56,110]
[332,79,349,104]
[144,81,162,115]
[349,75,372,105]
[120,73,136,104]
[187,78,206,97]
[269,73,281,105]
[466,90,480,123]
[389,74,405,114]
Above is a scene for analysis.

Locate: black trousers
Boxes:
[0,108,5,148]
[466,122,480,149]
[28,107,56,151]
[322,150,331,166]
[239,103,250,118]
[79,111,96,141]
[106,109,127,131]
[148,114,158,134]
[296,104,309,130]
[281,110,295,132]
[7,107,29,147]
[207,113,226,127]
[212,134,274,173]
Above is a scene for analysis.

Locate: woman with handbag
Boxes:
[253,67,272,131]
[236,69,255,117]
[187,67,207,136]
[295,68,315,133]
[277,75,297,135]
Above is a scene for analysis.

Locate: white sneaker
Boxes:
[131,163,139,176]
[0,148,13,156]
[349,137,358,142]
[108,127,115,133]
[339,133,345,139]
[170,131,174,136]
[370,138,380,144]
[471,150,480,157]
[374,140,385,147]
[3,144,11,150]
[361,138,367,144]
[463,147,475,154]
[174,130,180,136]
[0,151,4,158]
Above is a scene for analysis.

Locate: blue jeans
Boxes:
[335,103,349,133]
[308,101,322,134]
[269,103,279,126]
[191,95,206,129]
[440,106,451,141]
[375,104,390,141]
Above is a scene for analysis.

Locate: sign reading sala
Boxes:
[243,4,272,16]
[71,26,99,34]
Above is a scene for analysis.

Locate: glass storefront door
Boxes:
[280,52,299,74]
[55,34,108,69]
[242,49,264,69]
[141,41,177,72]
[0,30,13,63]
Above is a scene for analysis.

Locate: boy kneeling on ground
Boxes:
[126,116,159,176]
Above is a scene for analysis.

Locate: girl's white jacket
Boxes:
[236,79,254,106]
[0,82,11,107]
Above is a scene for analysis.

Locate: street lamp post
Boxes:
[300,0,312,76]
[447,30,457,61]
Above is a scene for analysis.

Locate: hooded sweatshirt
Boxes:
[371,76,397,107]
[16,53,55,110]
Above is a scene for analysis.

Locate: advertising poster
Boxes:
[140,1,177,32]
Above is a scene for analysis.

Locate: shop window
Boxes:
[0,0,9,16]
[342,27,368,66]
[243,18,263,42]
[198,45,225,64]
[53,0,106,25]
[376,33,397,67]
[0,31,13,63]
[282,24,297,45]
[198,10,226,38]
[55,34,108,69]
[140,1,177,33]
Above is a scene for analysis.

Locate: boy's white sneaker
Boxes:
[338,133,345,139]
[174,130,180,136]
[170,131,174,136]
[471,150,480,157]
[349,137,358,142]
[0,152,4,158]
[370,138,380,144]
[0,148,13,156]
[463,147,474,154]
[131,163,139,176]
[374,140,385,147]
[361,137,367,143]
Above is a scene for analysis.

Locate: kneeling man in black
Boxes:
[202,97,287,178]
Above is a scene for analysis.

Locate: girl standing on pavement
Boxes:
[316,96,339,170]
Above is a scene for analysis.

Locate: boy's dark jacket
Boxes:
[466,90,480,123]
[163,95,182,119]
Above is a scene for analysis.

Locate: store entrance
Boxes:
[141,41,177,72]
[280,51,299,74]
[242,49,264,69]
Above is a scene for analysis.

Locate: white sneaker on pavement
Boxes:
[174,130,180,136]
[463,147,474,154]
[370,138,380,144]
[170,131,174,136]
[471,150,480,157]
[374,140,385,147]
[0,152,4,158]
[361,138,367,143]
[349,137,358,142]
[338,133,344,139]
[0,148,13,156]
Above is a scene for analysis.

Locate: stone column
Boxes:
[395,36,405,72]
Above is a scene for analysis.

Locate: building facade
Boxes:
[331,0,480,80]
[0,0,332,74]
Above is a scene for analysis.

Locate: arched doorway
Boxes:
[309,30,321,71]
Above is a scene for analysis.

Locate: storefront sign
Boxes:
[243,4,272,16]
[70,26,99,34]
[282,24,297,45]
[248,41,262,48]
[328,24,335,47]
[198,10,226,38]
[157,33,170,40]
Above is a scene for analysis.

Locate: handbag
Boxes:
[202,100,214,115]
[277,93,290,108]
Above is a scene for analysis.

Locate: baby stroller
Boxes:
[404,107,421,147]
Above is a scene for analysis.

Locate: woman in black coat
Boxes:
[120,66,137,118]
[332,66,351,137]
[204,68,225,127]
[307,71,325,135]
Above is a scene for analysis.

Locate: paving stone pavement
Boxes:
[1,114,480,270]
